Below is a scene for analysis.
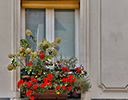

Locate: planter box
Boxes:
[33,90,67,99]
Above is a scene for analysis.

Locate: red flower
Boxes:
[40,51,43,53]
[25,81,31,88]
[77,69,80,73]
[73,77,76,81]
[49,82,52,86]
[31,77,38,82]
[67,69,70,72]
[28,62,33,66]
[58,64,61,67]
[33,84,38,89]
[67,86,72,91]
[56,61,60,63]
[56,85,60,90]
[69,79,73,83]
[68,75,73,79]
[62,78,69,82]
[43,77,48,82]
[48,73,52,76]
[40,83,45,88]
[26,90,32,95]
[75,67,78,71]
[17,79,23,88]
[62,85,66,90]
[26,92,29,96]
[40,54,45,59]
[30,96,35,100]
[62,67,70,72]
[48,76,53,81]
[44,62,49,65]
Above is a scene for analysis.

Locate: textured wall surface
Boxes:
[0,0,11,98]
[90,0,128,99]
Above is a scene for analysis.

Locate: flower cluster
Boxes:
[7,29,90,100]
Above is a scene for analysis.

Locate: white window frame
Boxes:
[21,8,80,64]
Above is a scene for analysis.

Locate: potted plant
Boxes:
[7,29,91,100]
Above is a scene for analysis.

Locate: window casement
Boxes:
[21,0,80,64]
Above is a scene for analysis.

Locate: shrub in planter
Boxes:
[7,29,91,100]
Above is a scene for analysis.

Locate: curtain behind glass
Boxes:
[25,9,45,51]
[55,9,75,58]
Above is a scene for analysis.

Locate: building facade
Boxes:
[1,0,128,100]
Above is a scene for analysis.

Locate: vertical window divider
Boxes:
[46,9,55,42]
[75,9,80,65]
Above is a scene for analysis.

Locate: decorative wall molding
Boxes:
[97,0,128,91]
[10,0,21,100]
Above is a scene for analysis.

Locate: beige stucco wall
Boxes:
[1,0,128,99]
[0,0,11,97]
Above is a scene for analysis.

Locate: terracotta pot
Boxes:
[33,90,67,99]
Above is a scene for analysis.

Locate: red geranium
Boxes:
[49,82,52,86]
[43,77,48,82]
[75,67,78,71]
[73,77,76,81]
[56,85,61,90]
[25,81,31,88]
[30,96,35,100]
[62,85,66,90]
[44,62,49,65]
[62,67,70,72]
[62,78,69,82]
[77,69,80,73]
[69,79,73,83]
[58,64,61,67]
[40,54,45,59]
[28,62,33,66]
[17,79,23,88]
[48,73,52,76]
[26,90,32,95]
[40,51,43,53]
[67,86,72,90]
[31,77,38,82]
[68,75,73,79]
[40,83,46,88]
[56,61,60,63]
[33,84,38,89]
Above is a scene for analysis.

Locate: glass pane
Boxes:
[25,9,45,51]
[55,9,75,58]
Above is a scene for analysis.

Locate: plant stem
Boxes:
[14,55,26,68]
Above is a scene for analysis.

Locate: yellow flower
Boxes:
[7,64,14,71]
[8,53,13,58]
[38,42,43,47]
[54,37,61,44]
[35,75,38,78]
[52,42,57,47]
[33,52,37,57]
[26,29,32,36]
[16,52,20,57]
[25,48,31,54]
[42,40,50,49]
[80,73,82,76]
[42,38,47,42]
[56,92,60,94]
[29,52,35,59]
[52,49,57,55]
[18,46,25,53]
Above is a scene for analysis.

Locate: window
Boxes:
[22,8,80,61]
